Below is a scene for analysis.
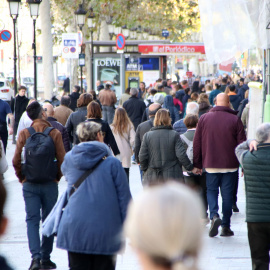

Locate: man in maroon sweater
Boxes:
[193,93,246,237]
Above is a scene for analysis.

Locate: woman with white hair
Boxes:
[56,121,131,270]
[125,181,203,270]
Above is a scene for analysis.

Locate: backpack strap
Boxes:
[27,127,36,136]
[180,134,192,146]
[43,127,54,136]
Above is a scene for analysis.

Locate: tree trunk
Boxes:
[40,0,54,100]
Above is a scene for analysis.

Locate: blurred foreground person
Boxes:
[0,176,14,270]
[139,109,198,185]
[125,182,203,270]
[236,123,270,270]
[56,121,131,270]
[110,107,135,182]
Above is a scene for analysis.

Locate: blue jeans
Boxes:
[23,182,58,260]
[102,106,115,125]
[206,172,237,228]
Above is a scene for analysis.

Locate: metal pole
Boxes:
[80,45,83,91]
[33,19,37,99]
[13,18,17,96]
[91,30,94,91]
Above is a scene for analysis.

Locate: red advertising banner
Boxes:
[138,44,205,55]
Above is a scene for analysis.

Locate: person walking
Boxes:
[123,88,146,131]
[56,121,131,270]
[54,96,73,126]
[12,101,65,270]
[173,102,199,135]
[227,85,241,111]
[98,83,117,124]
[43,103,70,153]
[124,182,203,270]
[163,95,180,125]
[235,123,270,270]
[198,93,212,118]
[180,114,208,221]
[68,85,81,112]
[119,87,130,106]
[110,107,135,182]
[62,77,70,94]
[139,109,198,185]
[134,103,161,181]
[10,85,29,144]
[66,93,93,145]
[86,101,120,156]
[193,93,246,237]
[0,98,14,153]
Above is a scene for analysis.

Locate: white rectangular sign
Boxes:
[143,71,160,87]
[62,33,79,59]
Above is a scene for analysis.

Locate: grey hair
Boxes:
[130,88,139,96]
[186,102,199,115]
[76,121,102,142]
[256,123,270,143]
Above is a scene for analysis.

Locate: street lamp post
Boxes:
[27,0,42,99]
[87,8,95,91]
[75,4,87,91]
[7,0,21,96]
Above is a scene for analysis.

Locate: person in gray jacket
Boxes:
[173,102,199,135]
[235,123,270,270]
[134,103,161,181]
[139,109,199,185]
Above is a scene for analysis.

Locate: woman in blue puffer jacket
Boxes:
[56,121,131,270]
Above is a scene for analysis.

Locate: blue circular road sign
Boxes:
[0,30,12,42]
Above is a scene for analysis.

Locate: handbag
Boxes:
[0,140,8,174]
[42,154,108,237]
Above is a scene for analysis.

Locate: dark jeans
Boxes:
[139,165,143,183]
[206,171,237,228]
[247,222,270,270]
[124,168,129,183]
[102,106,115,125]
[12,122,18,143]
[184,173,208,218]
[23,182,58,260]
[233,171,239,205]
[0,123,8,153]
[68,252,116,270]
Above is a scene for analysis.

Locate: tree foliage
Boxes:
[52,0,200,41]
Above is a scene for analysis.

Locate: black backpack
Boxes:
[23,127,58,183]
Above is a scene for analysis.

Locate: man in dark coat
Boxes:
[193,93,246,238]
[43,103,70,153]
[123,88,146,131]
[68,85,80,111]
[134,103,161,173]
[227,85,241,111]
[235,123,270,270]
[10,85,29,143]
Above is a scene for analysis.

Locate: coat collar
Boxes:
[257,143,270,149]
[151,125,172,131]
[210,106,237,115]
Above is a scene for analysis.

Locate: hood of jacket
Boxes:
[164,95,174,107]
[69,141,112,171]
[229,94,241,102]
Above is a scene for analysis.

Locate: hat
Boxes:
[153,93,165,105]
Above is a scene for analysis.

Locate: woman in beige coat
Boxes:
[111,107,135,183]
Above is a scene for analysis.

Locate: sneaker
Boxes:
[232,204,239,212]
[220,227,234,237]
[132,160,137,164]
[29,258,40,270]
[209,215,222,237]
[40,259,56,269]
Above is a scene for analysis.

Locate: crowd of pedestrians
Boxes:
[0,70,269,270]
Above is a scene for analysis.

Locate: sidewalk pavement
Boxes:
[1,138,252,270]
